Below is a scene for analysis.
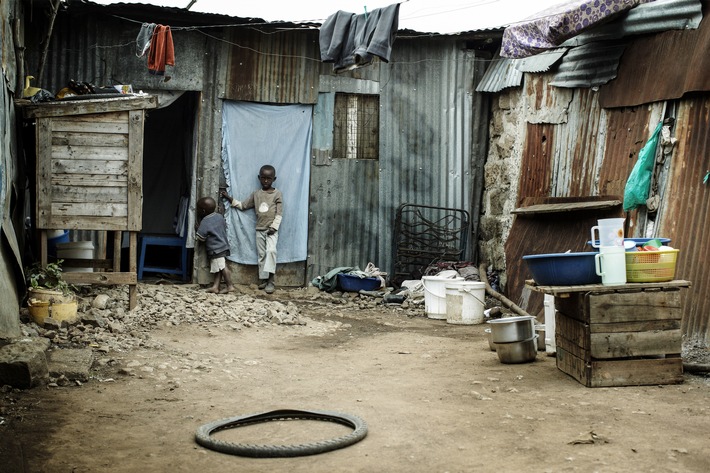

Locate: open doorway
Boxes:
[137,91,199,279]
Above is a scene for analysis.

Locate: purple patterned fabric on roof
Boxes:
[501,0,649,58]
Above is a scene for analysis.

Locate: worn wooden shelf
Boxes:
[526,279,691,296]
[512,199,621,215]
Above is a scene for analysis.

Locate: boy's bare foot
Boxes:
[258,280,268,290]
[219,286,237,294]
[206,287,219,293]
[264,282,275,294]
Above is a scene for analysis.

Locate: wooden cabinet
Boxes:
[22,95,158,309]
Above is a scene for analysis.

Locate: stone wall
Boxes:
[479,89,525,291]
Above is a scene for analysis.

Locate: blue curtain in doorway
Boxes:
[221,101,312,264]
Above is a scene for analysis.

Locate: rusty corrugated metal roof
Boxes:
[599,1,710,107]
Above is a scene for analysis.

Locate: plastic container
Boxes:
[56,241,95,272]
[523,252,601,286]
[590,218,625,249]
[625,249,679,282]
[444,280,486,325]
[422,274,463,319]
[47,230,69,258]
[594,246,627,286]
[337,273,381,292]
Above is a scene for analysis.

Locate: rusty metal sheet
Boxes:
[505,197,624,318]
[599,7,710,108]
[658,96,710,342]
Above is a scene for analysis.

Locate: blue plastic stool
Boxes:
[138,234,189,281]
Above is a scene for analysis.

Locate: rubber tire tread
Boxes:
[195,409,368,457]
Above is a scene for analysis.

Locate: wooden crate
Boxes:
[555,288,683,387]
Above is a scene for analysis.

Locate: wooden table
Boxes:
[528,280,691,387]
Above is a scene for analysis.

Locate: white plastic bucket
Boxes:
[56,241,94,272]
[422,274,462,319]
[445,280,486,325]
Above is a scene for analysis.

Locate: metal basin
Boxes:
[484,328,497,351]
[487,315,535,343]
[496,335,538,364]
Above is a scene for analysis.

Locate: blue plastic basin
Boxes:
[337,273,382,292]
[587,237,671,248]
[523,252,602,286]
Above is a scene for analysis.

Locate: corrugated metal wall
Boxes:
[377,40,487,276]
[224,28,320,105]
[511,69,708,342]
[24,5,490,286]
[660,96,710,342]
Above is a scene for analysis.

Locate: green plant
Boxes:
[25,260,76,295]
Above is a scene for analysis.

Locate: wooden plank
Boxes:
[52,185,127,204]
[51,111,127,124]
[52,117,129,134]
[52,174,127,187]
[556,312,590,353]
[588,358,683,387]
[590,319,681,333]
[62,271,136,285]
[556,332,589,361]
[555,292,587,323]
[588,291,681,323]
[556,346,590,386]
[129,232,138,310]
[512,199,622,215]
[527,280,691,295]
[22,95,158,119]
[52,158,127,176]
[40,230,48,267]
[36,118,53,229]
[113,231,122,272]
[51,145,128,161]
[60,258,114,269]
[52,131,128,147]
[44,215,128,231]
[556,347,684,387]
[590,329,682,358]
[51,202,128,218]
[126,110,143,232]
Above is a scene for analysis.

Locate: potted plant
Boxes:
[25,260,78,323]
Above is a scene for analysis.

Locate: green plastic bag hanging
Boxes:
[623,121,663,212]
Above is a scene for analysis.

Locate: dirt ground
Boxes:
[2,282,710,473]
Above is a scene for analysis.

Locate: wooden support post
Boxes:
[113,231,122,272]
[40,229,48,266]
[128,232,137,310]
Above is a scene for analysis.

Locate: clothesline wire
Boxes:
[107,0,572,36]
[62,30,503,67]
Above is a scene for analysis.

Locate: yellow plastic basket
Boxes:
[625,249,679,282]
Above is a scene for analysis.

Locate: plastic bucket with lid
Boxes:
[422,273,462,319]
[445,280,486,325]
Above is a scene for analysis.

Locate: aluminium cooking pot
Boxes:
[496,335,538,364]
[487,315,535,343]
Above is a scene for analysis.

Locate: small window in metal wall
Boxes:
[333,93,379,160]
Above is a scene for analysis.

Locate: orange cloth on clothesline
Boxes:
[147,24,175,75]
